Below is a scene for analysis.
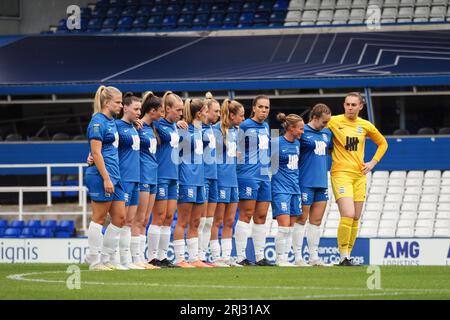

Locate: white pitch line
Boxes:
[6,271,450,296]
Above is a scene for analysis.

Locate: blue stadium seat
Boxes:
[165,4,181,15]
[87,18,104,31]
[9,220,24,229]
[136,6,151,17]
[147,15,163,27]
[178,14,194,27]
[125,0,140,5]
[227,2,242,13]
[103,18,118,29]
[242,1,258,12]
[211,3,227,14]
[42,220,57,232]
[181,3,197,14]
[0,228,5,237]
[132,16,148,28]
[20,228,34,238]
[270,11,286,23]
[34,228,54,238]
[3,228,20,238]
[197,3,211,14]
[258,1,273,13]
[224,13,240,25]
[208,13,224,26]
[254,12,269,24]
[239,12,255,23]
[106,7,123,18]
[237,23,253,28]
[121,6,138,17]
[117,16,134,30]
[110,0,126,7]
[51,174,64,199]
[0,219,7,228]
[80,7,92,18]
[80,18,89,31]
[57,220,75,234]
[65,174,79,197]
[192,14,209,27]
[25,219,41,229]
[95,0,110,8]
[55,231,72,238]
[57,19,68,31]
[150,5,165,15]
[91,8,108,18]
[273,0,289,11]
[162,14,178,28]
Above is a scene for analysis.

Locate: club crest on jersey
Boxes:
[339,186,345,194]
[322,133,328,142]
[159,188,166,197]
[188,188,194,198]
[220,190,226,199]
[245,187,252,197]
[124,193,129,203]
[357,126,363,134]
[281,202,288,212]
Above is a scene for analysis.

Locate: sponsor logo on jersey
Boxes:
[302,193,308,203]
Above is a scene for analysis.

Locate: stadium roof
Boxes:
[1,30,450,95]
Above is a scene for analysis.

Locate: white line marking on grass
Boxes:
[6,271,450,297]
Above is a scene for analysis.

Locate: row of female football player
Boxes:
[84,85,387,270]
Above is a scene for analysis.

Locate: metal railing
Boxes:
[0,163,89,231]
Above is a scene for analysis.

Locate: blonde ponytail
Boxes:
[221,99,244,144]
[92,85,121,115]
[183,98,193,124]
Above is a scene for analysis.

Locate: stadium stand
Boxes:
[45,0,450,33]
[0,218,77,238]
[320,169,450,238]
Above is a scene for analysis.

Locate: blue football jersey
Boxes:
[156,118,179,181]
[116,119,140,183]
[298,124,333,188]
[179,124,204,186]
[85,113,121,184]
[236,118,271,181]
[271,136,301,194]
[202,123,218,180]
[214,123,238,187]
[139,122,158,185]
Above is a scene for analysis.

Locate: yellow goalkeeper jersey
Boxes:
[327,115,388,176]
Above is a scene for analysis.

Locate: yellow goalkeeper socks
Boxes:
[348,219,360,254]
[337,217,354,259]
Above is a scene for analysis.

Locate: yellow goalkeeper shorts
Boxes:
[331,172,367,202]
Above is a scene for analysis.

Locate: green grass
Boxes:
[0,264,449,300]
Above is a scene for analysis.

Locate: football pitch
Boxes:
[0,264,449,300]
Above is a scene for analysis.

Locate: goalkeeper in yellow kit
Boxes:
[327,92,388,266]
